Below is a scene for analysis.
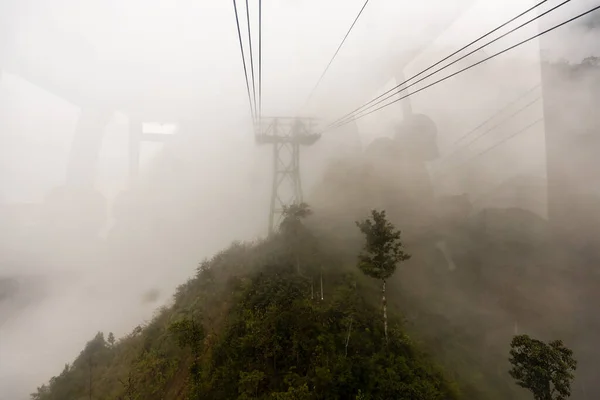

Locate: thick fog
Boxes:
[0,0,599,398]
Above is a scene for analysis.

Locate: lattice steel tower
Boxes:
[256,117,320,234]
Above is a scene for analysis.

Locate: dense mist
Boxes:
[1,0,599,399]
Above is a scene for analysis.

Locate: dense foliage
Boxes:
[31,209,459,400]
[205,264,456,399]
[509,334,577,400]
[356,210,411,283]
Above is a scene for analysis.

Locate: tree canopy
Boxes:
[356,210,411,282]
[509,334,577,400]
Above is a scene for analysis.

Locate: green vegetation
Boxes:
[356,209,411,344]
[31,206,459,400]
[509,334,577,400]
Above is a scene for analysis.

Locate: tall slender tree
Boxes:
[356,210,410,344]
[280,203,315,274]
[107,332,116,348]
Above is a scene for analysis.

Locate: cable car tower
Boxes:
[255,117,320,234]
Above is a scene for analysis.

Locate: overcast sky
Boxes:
[0,0,597,204]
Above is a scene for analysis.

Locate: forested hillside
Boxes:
[31,207,459,400]
[30,170,591,400]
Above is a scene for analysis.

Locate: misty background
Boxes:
[0,0,599,398]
